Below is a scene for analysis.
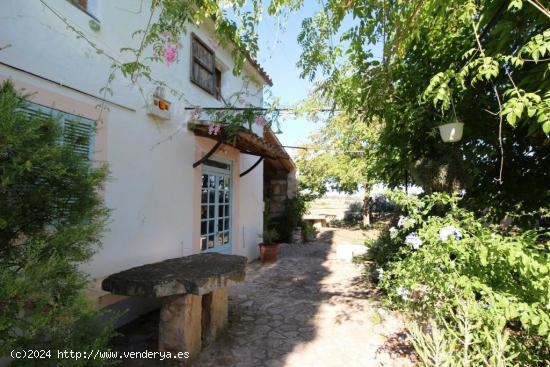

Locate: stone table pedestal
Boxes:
[102,253,246,361]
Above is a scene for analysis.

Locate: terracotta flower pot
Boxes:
[259,243,279,263]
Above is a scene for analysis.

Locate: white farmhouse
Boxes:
[0,0,295,324]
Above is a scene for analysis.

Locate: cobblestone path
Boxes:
[193,228,415,367]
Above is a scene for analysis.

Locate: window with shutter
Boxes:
[191,34,217,96]
[18,102,96,160]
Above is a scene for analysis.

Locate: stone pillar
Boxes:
[201,288,228,345]
[159,294,202,359]
[287,169,297,199]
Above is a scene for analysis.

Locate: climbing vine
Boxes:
[36,0,304,141]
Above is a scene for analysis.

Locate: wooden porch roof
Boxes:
[188,121,294,174]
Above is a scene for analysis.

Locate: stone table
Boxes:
[102,253,247,359]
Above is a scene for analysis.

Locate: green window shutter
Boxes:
[19,102,96,160]
[62,116,95,160]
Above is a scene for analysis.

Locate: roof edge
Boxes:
[244,53,273,87]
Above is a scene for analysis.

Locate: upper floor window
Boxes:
[191,34,222,99]
[70,0,99,21]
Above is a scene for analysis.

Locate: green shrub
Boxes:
[302,222,318,242]
[369,190,550,365]
[0,81,115,365]
[343,201,363,226]
[408,299,516,367]
[271,195,309,242]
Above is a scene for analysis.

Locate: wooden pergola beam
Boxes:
[192,139,223,168]
[239,156,264,177]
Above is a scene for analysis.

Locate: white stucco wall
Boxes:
[0,0,267,286]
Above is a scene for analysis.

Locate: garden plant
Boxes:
[0,81,114,366]
[368,190,549,365]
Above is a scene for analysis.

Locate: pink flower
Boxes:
[164,44,177,66]
[254,115,267,127]
[162,31,169,39]
[208,123,221,136]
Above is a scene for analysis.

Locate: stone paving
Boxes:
[193,228,415,367]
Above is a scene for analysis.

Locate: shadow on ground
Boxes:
[110,228,414,367]
[193,230,335,367]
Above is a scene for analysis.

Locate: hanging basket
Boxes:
[438,122,464,143]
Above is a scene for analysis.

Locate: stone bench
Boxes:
[102,253,247,360]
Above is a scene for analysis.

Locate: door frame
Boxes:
[199,156,233,255]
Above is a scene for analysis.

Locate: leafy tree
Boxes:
[294,0,550,221]
[296,113,382,225]
[0,81,113,366]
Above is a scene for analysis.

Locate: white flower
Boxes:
[375,267,385,281]
[389,226,397,238]
[396,287,410,301]
[397,215,415,228]
[438,226,463,241]
[405,232,423,250]
[397,216,405,228]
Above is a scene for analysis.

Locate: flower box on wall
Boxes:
[147,96,171,120]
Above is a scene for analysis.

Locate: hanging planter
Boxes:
[438,121,464,143]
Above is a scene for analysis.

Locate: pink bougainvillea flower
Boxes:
[164,44,177,66]
[254,115,267,127]
[208,123,221,136]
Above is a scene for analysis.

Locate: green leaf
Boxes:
[508,0,523,10]
[538,321,548,336]
[480,247,488,266]
[506,112,517,126]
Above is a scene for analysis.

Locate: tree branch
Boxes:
[526,0,550,18]
[472,19,504,184]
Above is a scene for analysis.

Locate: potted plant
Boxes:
[258,228,279,263]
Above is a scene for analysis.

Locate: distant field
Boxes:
[308,195,363,220]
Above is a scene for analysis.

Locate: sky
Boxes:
[254,3,382,151]
[255,3,323,149]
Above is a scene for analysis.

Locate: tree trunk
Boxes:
[363,186,371,226]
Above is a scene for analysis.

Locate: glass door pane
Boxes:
[199,166,231,253]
